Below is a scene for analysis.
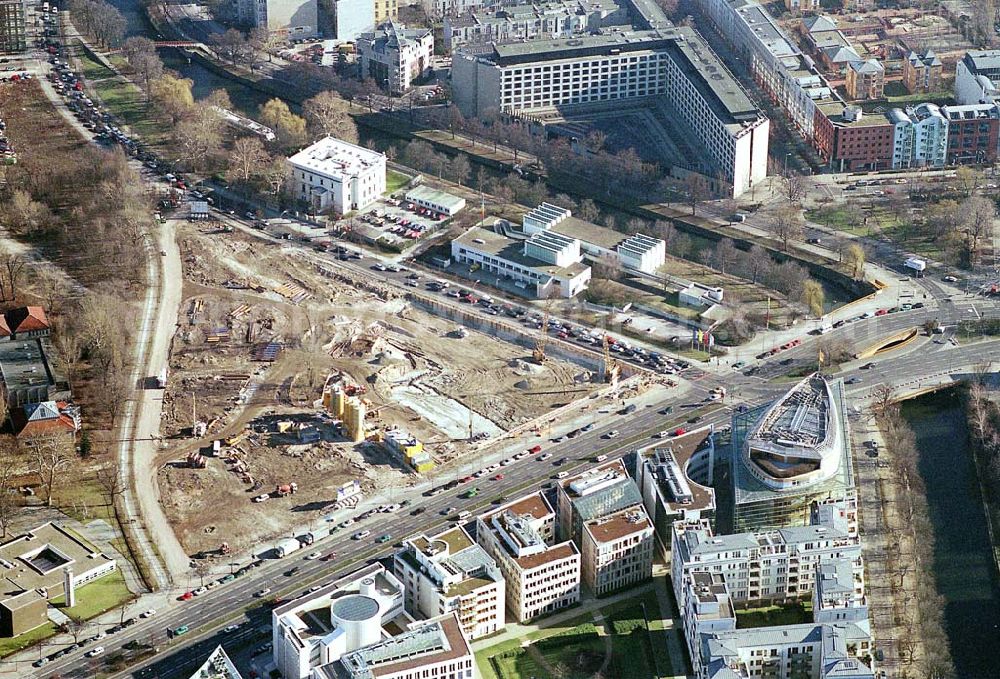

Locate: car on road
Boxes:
[581,422,596,432]
[442,506,457,516]
[556,471,570,479]
[539,453,553,461]
[672,428,686,437]
[224,624,241,633]
[687,415,703,424]
[86,646,105,658]
[179,591,194,601]
[410,506,426,515]
[465,487,480,498]
[140,609,156,618]
[845,377,862,384]
[376,534,392,543]
[305,551,321,560]
[732,361,745,370]
[493,473,504,480]
[943,275,958,282]
[353,530,371,540]
[556,456,568,465]
[171,626,189,637]
[33,658,49,668]
[254,588,271,598]
[657,430,670,438]
[321,551,337,561]
[605,430,620,439]
[861,362,875,370]
[194,586,208,596]
[284,567,300,577]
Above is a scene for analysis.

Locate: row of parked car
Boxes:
[0,112,15,166]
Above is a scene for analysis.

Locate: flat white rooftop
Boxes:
[288,137,385,179]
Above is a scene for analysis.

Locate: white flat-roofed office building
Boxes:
[670,516,862,609]
[393,526,505,640]
[521,203,666,274]
[451,223,591,298]
[288,137,386,215]
[475,493,581,621]
[581,505,654,595]
[451,25,768,197]
[315,613,474,679]
[272,564,406,679]
[404,185,466,216]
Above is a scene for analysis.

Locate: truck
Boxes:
[155,368,167,389]
[274,482,298,497]
[274,537,302,558]
[298,531,320,546]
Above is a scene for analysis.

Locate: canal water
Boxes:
[901,389,1000,678]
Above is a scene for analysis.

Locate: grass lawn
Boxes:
[883,81,952,105]
[483,597,661,679]
[0,622,58,658]
[386,169,412,195]
[76,47,171,149]
[736,600,812,629]
[50,568,134,622]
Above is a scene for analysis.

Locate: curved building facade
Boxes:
[741,375,843,491]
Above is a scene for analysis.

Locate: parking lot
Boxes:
[342,195,449,248]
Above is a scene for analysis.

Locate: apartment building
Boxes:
[237,0,317,37]
[670,517,863,609]
[272,564,406,679]
[903,49,942,94]
[556,459,644,544]
[451,23,768,197]
[888,103,949,169]
[475,493,581,621]
[374,0,398,21]
[443,0,625,50]
[320,614,474,679]
[845,59,884,101]
[580,505,654,595]
[329,0,374,40]
[680,563,873,678]
[944,103,1000,165]
[287,137,386,215]
[784,0,817,10]
[0,0,26,54]
[393,526,505,640]
[956,50,1000,105]
[358,20,433,94]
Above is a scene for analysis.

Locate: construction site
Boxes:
[156,222,616,555]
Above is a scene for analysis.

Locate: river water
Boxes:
[901,389,1000,679]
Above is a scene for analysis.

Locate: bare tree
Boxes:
[684,174,711,215]
[303,91,358,143]
[227,136,271,186]
[121,37,163,101]
[451,155,471,187]
[210,28,248,66]
[783,172,807,203]
[0,255,25,302]
[743,244,772,284]
[23,434,73,507]
[712,238,739,274]
[0,436,24,538]
[961,195,995,265]
[577,199,600,223]
[771,205,804,251]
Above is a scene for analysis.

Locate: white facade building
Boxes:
[358,20,434,95]
[955,50,1000,105]
[580,505,654,595]
[317,614,475,679]
[475,493,581,621]
[330,0,375,40]
[887,103,948,169]
[521,203,667,274]
[452,25,768,197]
[392,526,505,640]
[288,137,386,215]
[272,564,406,679]
[451,224,592,298]
[238,0,317,37]
[670,516,863,609]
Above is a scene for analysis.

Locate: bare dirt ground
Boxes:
[156,223,600,554]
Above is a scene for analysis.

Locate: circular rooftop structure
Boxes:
[331,595,379,622]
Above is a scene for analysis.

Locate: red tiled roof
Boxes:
[0,315,10,338]
[5,307,49,334]
[14,418,75,438]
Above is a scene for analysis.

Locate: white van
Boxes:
[595,455,608,462]
[457,510,471,521]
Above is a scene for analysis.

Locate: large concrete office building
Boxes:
[0,0,26,54]
[393,526,505,640]
[555,459,644,544]
[238,0,318,37]
[451,12,768,197]
[580,505,654,596]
